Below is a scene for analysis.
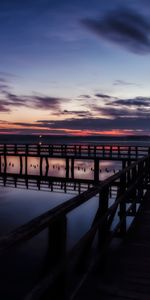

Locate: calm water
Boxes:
[0,135,148,299]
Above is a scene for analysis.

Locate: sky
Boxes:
[0,0,150,135]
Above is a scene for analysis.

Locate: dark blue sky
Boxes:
[0,0,150,135]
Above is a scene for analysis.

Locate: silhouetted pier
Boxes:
[0,144,150,299]
[0,144,150,182]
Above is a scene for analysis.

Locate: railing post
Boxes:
[49,145,53,157]
[137,160,144,202]
[129,165,137,215]
[66,158,69,178]
[118,172,126,236]
[47,216,67,299]
[74,145,77,156]
[38,143,40,156]
[79,145,81,156]
[110,146,112,158]
[98,186,109,247]
[15,144,17,155]
[148,155,150,183]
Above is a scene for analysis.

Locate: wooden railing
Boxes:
[0,173,95,194]
[0,155,150,299]
[0,144,149,160]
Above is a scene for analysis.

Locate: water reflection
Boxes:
[0,155,121,180]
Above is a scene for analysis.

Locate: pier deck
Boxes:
[76,190,150,300]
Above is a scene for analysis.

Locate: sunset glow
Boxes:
[0,0,150,136]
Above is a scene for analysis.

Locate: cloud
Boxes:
[78,95,91,99]
[113,80,140,87]
[110,96,150,107]
[36,117,150,131]
[62,110,92,117]
[0,77,11,92]
[0,89,67,112]
[29,95,63,110]
[95,93,112,99]
[82,8,150,54]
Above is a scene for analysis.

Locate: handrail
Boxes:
[0,155,149,254]
[0,143,149,158]
[24,168,149,300]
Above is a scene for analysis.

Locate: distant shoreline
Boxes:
[0,134,150,146]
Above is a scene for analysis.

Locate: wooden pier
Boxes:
[0,143,150,183]
[0,144,150,299]
[0,144,150,160]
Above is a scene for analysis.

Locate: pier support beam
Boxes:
[94,158,99,182]
[45,157,49,176]
[25,156,28,175]
[20,156,23,174]
[66,158,69,179]
[71,158,74,179]
[4,155,7,173]
[40,157,43,176]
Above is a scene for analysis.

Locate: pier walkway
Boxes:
[76,190,150,300]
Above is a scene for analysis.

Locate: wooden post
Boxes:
[15,144,17,155]
[20,156,23,174]
[79,145,81,156]
[38,143,40,156]
[119,172,126,236]
[122,160,127,170]
[110,146,112,158]
[45,157,49,176]
[71,158,74,179]
[49,145,53,156]
[4,144,7,173]
[137,161,144,202]
[118,146,120,158]
[46,216,67,299]
[25,156,28,175]
[94,158,99,182]
[40,157,43,176]
[25,145,28,175]
[129,166,137,215]
[98,186,109,247]
[66,158,69,178]
[135,146,138,159]
[88,145,91,157]
[74,145,77,156]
